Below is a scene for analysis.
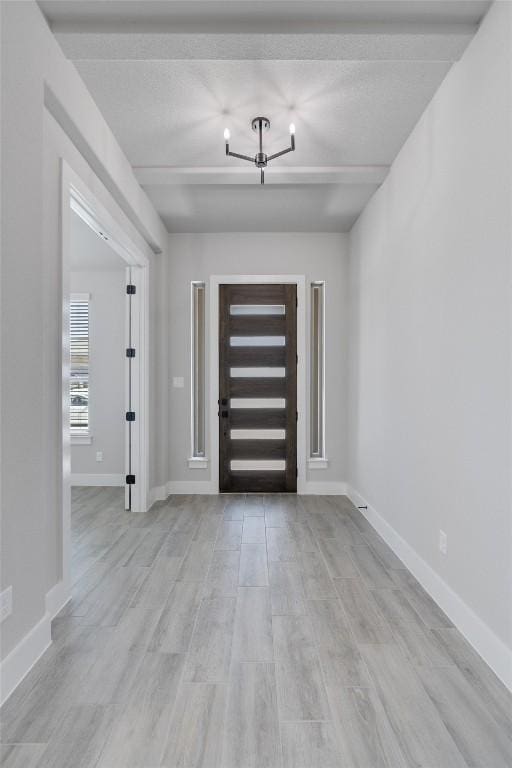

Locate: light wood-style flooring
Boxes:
[1,488,511,767]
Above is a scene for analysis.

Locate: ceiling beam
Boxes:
[55,31,474,62]
[133,165,389,186]
[40,0,490,35]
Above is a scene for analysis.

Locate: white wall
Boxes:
[164,232,349,493]
[348,0,512,685]
[70,270,125,479]
[69,211,126,481]
[0,0,167,694]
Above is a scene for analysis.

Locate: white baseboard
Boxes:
[149,479,218,505]
[45,580,71,619]
[0,580,72,706]
[302,481,347,495]
[346,484,512,692]
[165,480,219,496]
[0,612,51,707]
[71,473,124,486]
[149,483,167,506]
[166,480,218,495]
[150,479,347,502]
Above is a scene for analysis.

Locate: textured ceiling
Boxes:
[40,1,490,233]
[72,59,452,168]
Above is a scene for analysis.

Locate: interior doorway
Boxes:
[61,161,149,600]
[219,283,298,492]
[69,211,128,502]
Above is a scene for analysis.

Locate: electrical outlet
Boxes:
[0,586,13,623]
[439,529,448,555]
[96,451,103,462]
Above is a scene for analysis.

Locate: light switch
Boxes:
[173,377,185,388]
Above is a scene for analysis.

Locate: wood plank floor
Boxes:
[1,488,511,767]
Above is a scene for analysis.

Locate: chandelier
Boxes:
[224,117,296,185]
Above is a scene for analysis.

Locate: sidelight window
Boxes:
[310,282,325,458]
[191,282,206,458]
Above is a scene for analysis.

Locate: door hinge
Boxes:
[126,284,136,295]
[296,296,298,308]
[296,354,298,365]
[296,411,298,421]
[126,411,136,422]
[126,474,136,485]
[296,467,298,478]
[126,348,136,358]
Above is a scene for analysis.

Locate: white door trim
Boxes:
[209,274,307,494]
[61,159,150,599]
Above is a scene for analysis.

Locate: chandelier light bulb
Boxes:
[224,127,231,141]
[289,122,296,135]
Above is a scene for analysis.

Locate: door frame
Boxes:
[61,160,150,597]
[209,274,306,494]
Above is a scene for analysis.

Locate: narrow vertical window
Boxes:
[70,293,90,434]
[310,282,325,458]
[191,282,206,457]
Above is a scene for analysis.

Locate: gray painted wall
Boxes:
[69,212,127,479]
[0,0,165,664]
[70,270,125,478]
[348,1,512,653]
[166,232,350,487]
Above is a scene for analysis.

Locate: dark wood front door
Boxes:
[219,284,297,492]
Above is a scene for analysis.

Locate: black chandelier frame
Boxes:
[224,116,295,184]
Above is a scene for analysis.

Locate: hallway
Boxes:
[1,488,511,767]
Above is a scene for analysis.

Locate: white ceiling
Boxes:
[41,1,490,233]
[70,209,127,271]
[66,59,453,168]
[145,182,377,233]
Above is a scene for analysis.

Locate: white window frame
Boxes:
[70,292,92,445]
[308,281,328,469]
[189,281,208,468]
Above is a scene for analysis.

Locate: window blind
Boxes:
[70,294,90,432]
